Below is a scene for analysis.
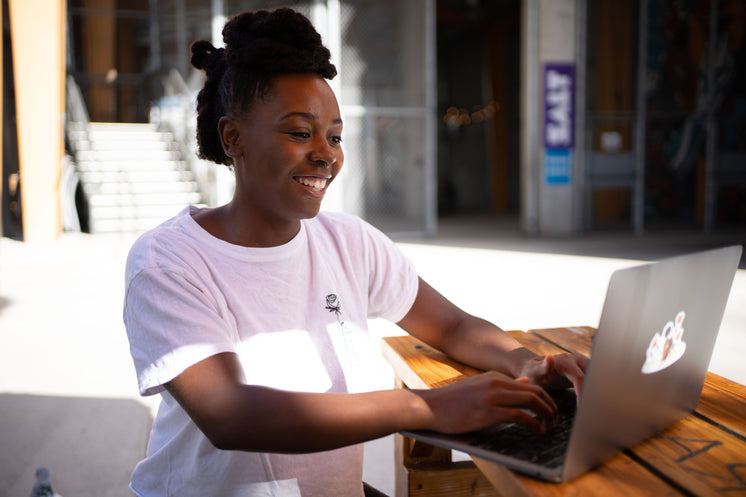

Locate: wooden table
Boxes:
[382,327,746,497]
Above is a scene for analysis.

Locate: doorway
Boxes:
[436,0,521,218]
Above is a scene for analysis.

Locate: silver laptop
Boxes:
[403,245,742,482]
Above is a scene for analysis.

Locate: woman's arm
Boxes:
[165,350,558,454]
[165,352,426,452]
[397,278,587,393]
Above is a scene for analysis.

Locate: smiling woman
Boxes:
[122,7,587,497]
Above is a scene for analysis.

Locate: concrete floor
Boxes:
[1,216,744,496]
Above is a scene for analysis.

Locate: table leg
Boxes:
[392,378,501,497]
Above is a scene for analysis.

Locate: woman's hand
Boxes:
[414,371,559,435]
[518,353,588,397]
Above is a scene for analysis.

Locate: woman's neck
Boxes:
[192,203,301,248]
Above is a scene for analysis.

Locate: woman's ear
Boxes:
[218,116,242,158]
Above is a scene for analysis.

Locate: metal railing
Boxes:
[150,68,215,207]
[62,75,91,232]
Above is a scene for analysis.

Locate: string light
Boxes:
[443,100,500,129]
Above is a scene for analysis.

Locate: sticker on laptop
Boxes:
[642,311,687,374]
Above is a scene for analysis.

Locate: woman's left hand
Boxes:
[518,353,588,397]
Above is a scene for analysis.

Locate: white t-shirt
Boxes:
[123,206,419,497]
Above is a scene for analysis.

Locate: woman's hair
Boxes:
[190,8,337,165]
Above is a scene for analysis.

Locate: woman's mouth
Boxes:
[294,176,330,192]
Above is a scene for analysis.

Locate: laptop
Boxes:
[402,245,742,482]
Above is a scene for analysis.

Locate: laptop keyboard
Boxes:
[467,388,577,468]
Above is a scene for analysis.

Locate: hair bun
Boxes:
[190,40,224,71]
[191,8,336,166]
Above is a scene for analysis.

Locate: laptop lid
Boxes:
[562,244,742,481]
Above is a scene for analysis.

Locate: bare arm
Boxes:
[165,350,559,454]
[397,278,587,393]
[164,352,431,453]
[396,278,537,375]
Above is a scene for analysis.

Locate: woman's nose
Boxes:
[310,140,338,167]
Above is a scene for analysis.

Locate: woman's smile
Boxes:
[294,175,332,193]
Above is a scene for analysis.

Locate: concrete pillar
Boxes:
[521,0,578,236]
[9,0,66,242]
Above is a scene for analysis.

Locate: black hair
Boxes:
[190,8,337,166]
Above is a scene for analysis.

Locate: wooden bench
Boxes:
[382,327,746,496]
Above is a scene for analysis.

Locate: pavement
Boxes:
[1,216,744,497]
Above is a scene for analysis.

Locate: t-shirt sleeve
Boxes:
[124,266,236,396]
[359,221,419,322]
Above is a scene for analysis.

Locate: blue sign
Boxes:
[544,148,572,185]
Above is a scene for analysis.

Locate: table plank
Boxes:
[529,326,595,357]
[473,453,686,497]
[698,373,746,439]
[381,336,483,390]
[505,330,568,356]
[630,414,746,495]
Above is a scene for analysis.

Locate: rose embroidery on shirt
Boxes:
[326,292,349,336]
[325,293,342,321]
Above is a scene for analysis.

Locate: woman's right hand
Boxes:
[412,371,558,435]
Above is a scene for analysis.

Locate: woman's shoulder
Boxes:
[312,210,362,225]
[125,207,206,278]
[307,211,391,248]
[309,210,381,237]
[306,211,400,260]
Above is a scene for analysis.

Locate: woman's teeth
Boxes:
[295,177,327,191]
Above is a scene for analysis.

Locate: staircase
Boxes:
[68,121,204,234]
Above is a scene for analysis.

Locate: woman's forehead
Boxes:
[259,74,341,121]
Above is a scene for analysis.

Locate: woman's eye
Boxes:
[329,136,343,145]
[289,132,311,139]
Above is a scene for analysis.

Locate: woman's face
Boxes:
[222,73,344,229]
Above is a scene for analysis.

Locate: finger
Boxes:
[539,354,566,388]
[554,355,586,399]
[543,353,556,374]
[499,377,557,411]
[501,407,547,434]
[529,355,552,384]
[480,372,559,427]
[493,387,558,429]
[570,366,584,403]
[526,390,559,429]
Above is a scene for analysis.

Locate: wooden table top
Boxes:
[382,327,746,497]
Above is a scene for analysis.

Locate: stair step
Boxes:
[80,169,196,184]
[86,180,199,195]
[89,216,174,234]
[87,122,161,132]
[71,138,174,152]
[90,204,189,220]
[88,191,202,207]
[76,149,181,162]
[76,160,188,173]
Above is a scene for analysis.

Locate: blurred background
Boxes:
[1,1,745,496]
[3,0,746,240]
